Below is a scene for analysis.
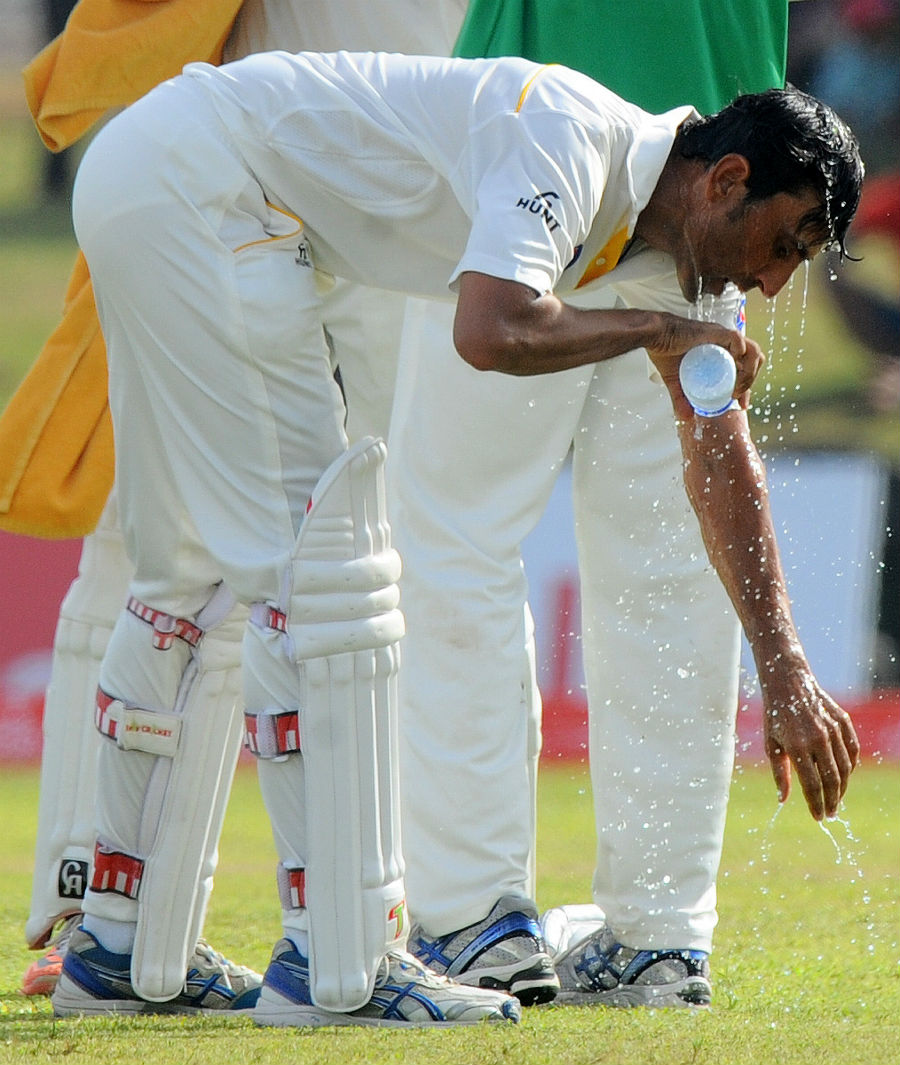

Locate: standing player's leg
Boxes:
[548,265,743,1008]
[391,297,593,1004]
[22,492,260,1000]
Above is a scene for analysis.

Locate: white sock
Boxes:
[82,915,137,954]
[284,928,310,955]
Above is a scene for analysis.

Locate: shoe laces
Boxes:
[377,950,450,989]
[190,940,244,988]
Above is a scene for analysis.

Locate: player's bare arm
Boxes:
[453,271,764,387]
[676,409,860,820]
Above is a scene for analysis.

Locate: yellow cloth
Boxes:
[0,0,242,538]
[0,253,111,537]
[26,0,243,152]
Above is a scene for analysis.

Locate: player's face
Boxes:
[677,186,825,303]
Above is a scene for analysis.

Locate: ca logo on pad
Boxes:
[58,859,89,899]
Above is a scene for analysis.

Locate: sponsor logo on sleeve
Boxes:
[516,190,563,233]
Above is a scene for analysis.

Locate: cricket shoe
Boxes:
[253,938,521,1027]
[409,895,559,1006]
[543,907,711,1009]
[51,927,262,1016]
[21,913,82,996]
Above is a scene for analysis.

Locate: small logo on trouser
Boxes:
[58,859,89,899]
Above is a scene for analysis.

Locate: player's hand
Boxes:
[762,667,860,820]
[646,316,766,419]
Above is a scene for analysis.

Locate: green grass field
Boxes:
[1,761,897,1064]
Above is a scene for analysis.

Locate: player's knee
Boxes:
[96,585,243,751]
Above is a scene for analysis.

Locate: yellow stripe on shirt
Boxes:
[515,64,556,113]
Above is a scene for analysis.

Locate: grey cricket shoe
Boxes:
[409,895,559,1006]
[51,927,262,1016]
[253,938,521,1027]
[543,907,711,1008]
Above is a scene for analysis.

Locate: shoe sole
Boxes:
[456,955,560,1006]
[253,986,515,1027]
[52,975,257,1017]
[555,975,711,1009]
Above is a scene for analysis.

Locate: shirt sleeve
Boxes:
[449,109,606,295]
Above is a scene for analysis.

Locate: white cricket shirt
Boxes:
[181,51,694,299]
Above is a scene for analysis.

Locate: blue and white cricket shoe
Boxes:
[542,906,711,1008]
[51,927,262,1015]
[253,938,520,1027]
[410,895,559,1006]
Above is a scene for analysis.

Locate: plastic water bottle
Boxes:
[679,344,737,417]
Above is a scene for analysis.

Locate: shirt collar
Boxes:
[626,105,698,231]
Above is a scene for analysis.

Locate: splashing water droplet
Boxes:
[818,819,844,863]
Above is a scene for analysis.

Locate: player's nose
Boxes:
[757,260,796,299]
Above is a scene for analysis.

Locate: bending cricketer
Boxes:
[55,51,860,1026]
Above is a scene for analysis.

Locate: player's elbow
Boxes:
[453,272,545,374]
[454,337,520,374]
[453,317,529,374]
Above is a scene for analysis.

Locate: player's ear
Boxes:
[706,154,751,202]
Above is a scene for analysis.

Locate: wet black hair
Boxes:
[676,86,864,258]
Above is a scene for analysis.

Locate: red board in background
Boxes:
[0,532,81,762]
[540,687,900,766]
[538,572,900,763]
[1,529,897,766]
[0,532,81,659]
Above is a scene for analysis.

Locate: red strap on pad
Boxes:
[277,865,307,910]
[244,710,301,757]
[127,596,203,650]
[91,843,144,900]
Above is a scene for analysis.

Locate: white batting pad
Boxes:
[26,500,131,949]
[292,438,406,1011]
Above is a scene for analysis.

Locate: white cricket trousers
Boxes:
[72,81,350,933]
[72,83,347,614]
[390,263,741,952]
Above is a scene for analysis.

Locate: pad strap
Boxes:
[250,602,288,633]
[277,864,307,910]
[95,689,182,755]
[127,596,203,650]
[244,709,301,758]
[245,604,298,758]
[92,843,144,900]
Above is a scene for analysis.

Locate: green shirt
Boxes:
[453,0,787,113]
